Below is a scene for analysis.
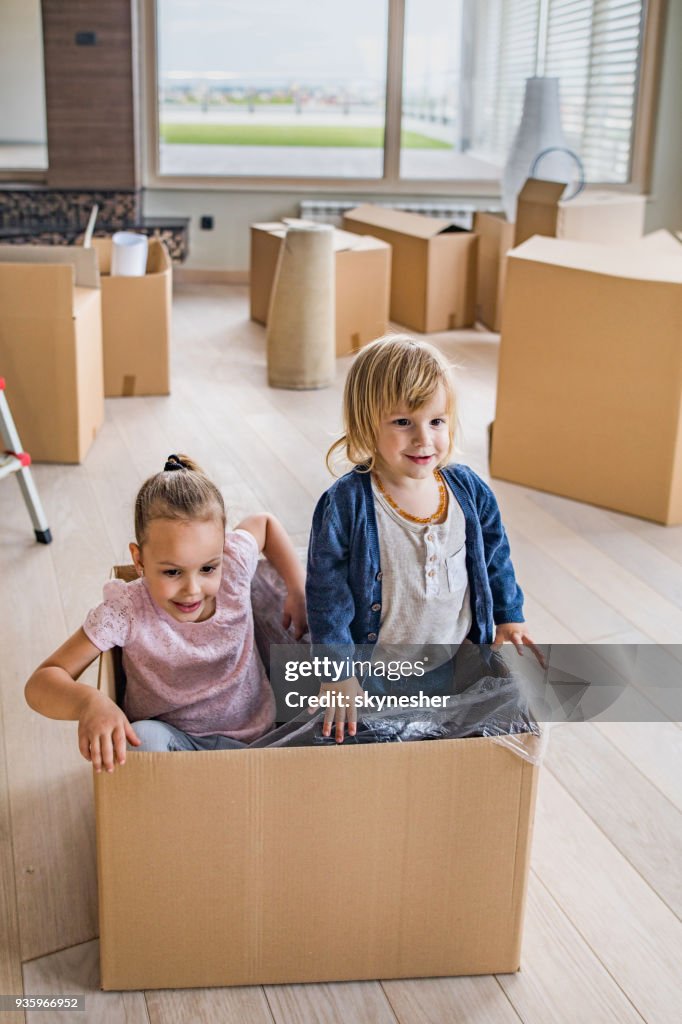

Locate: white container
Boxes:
[111,231,148,277]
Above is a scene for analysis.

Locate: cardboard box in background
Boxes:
[342,205,477,333]
[92,237,172,397]
[491,231,682,525]
[474,185,647,331]
[250,220,391,356]
[95,571,540,991]
[556,190,647,243]
[0,245,103,463]
[473,213,516,333]
[474,179,566,331]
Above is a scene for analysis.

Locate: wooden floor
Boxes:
[1,283,681,1024]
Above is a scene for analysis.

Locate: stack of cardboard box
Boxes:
[0,236,173,462]
[474,185,646,331]
[252,208,480,341]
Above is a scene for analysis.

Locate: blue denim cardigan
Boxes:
[306,464,524,648]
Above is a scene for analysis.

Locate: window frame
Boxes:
[138,0,665,196]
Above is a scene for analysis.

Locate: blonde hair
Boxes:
[327,334,456,473]
[134,454,226,545]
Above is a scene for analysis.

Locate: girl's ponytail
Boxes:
[134,454,225,544]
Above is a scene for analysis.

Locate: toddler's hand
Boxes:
[309,677,365,743]
[492,623,546,667]
[77,690,140,773]
[282,589,308,641]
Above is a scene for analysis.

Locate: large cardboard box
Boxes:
[491,232,682,525]
[474,185,647,331]
[0,245,103,463]
[250,220,391,356]
[342,205,477,333]
[94,572,540,990]
[92,237,172,397]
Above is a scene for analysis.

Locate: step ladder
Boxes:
[0,378,52,544]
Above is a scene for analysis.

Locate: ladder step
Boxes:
[0,453,24,482]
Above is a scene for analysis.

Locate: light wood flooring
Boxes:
[1,283,681,1023]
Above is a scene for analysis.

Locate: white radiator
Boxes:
[299,199,479,229]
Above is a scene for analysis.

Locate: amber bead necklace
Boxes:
[374,469,448,525]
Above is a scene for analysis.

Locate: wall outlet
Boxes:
[200,216,214,230]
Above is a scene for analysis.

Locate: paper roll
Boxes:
[266,224,335,390]
[111,231,149,277]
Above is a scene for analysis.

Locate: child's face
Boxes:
[130,517,225,623]
[375,385,450,482]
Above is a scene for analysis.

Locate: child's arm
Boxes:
[25,628,140,771]
[237,514,307,640]
[305,490,356,648]
[306,491,363,741]
[474,477,544,665]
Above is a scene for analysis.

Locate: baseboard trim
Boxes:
[174,268,250,284]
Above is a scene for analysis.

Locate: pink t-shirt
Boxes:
[83,529,275,742]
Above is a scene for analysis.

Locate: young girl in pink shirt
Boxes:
[25,455,306,770]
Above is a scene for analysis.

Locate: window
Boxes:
[151,0,654,187]
[0,0,48,172]
[157,0,389,179]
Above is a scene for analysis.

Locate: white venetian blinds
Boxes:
[544,0,644,180]
[471,0,645,182]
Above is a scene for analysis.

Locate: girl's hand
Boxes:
[308,677,365,743]
[77,690,140,773]
[492,623,546,667]
[282,589,308,640]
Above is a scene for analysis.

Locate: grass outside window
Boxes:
[160,123,453,149]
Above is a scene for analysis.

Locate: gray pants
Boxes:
[130,719,248,752]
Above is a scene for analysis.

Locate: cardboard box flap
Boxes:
[252,221,291,232]
[343,234,389,252]
[514,179,566,246]
[73,286,101,317]
[274,218,389,253]
[510,234,682,283]
[281,217,317,229]
[517,178,567,205]
[0,243,99,288]
[560,189,646,210]
[345,204,455,239]
[332,229,390,254]
[254,219,390,254]
[146,238,172,275]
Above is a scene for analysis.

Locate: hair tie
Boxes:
[164,454,185,472]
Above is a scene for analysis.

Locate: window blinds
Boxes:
[544,0,644,181]
[471,0,645,183]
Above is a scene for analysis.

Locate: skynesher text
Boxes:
[285,691,452,710]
